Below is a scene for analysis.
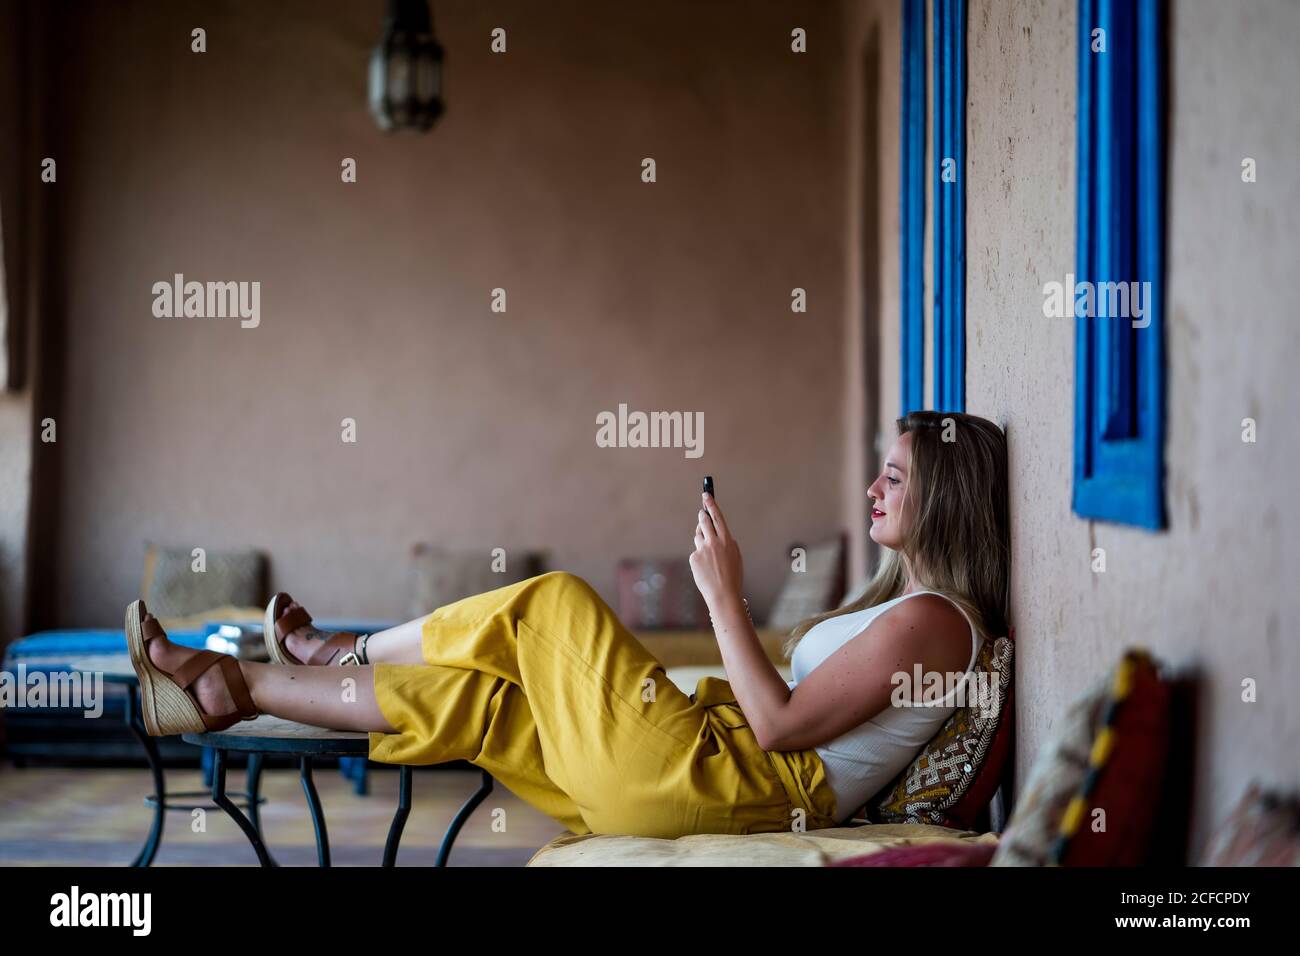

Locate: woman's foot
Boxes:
[278,600,362,664]
[126,600,259,736]
[264,593,366,666]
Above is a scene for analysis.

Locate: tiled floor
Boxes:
[0,762,568,866]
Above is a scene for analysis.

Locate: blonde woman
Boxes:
[126,410,1010,837]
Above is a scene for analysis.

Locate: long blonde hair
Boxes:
[782,411,1010,659]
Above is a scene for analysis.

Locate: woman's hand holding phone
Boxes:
[690,479,745,616]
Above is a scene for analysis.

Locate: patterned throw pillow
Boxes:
[410,544,544,618]
[1200,785,1300,866]
[990,649,1171,866]
[141,544,266,619]
[766,536,846,631]
[615,558,708,629]
[864,634,1014,827]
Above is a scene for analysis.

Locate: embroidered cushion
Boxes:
[862,633,1014,827]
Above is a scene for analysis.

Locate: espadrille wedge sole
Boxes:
[125,600,258,736]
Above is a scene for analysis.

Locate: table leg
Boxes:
[246,752,266,837]
[211,748,275,867]
[125,687,165,868]
[382,765,413,866]
[300,756,330,867]
[435,769,494,867]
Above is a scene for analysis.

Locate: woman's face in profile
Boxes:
[867,431,914,550]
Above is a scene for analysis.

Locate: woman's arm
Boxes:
[689,493,796,751]
[767,594,971,751]
[690,494,971,752]
[706,592,794,751]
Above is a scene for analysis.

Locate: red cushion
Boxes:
[830,841,997,867]
[615,558,708,629]
[1059,655,1171,866]
[939,625,1016,830]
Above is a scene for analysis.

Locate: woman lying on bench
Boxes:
[126,410,1010,838]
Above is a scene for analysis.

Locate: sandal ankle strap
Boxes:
[336,633,370,666]
[208,654,259,726]
[305,631,363,666]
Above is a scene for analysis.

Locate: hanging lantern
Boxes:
[368,0,444,132]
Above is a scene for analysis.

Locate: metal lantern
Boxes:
[368,0,444,132]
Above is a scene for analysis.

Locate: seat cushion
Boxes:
[526,823,996,867]
[831,839,998,867]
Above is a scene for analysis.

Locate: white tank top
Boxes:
[785,590,982,824]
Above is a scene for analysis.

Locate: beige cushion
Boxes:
[141,544,265,619]
[663,664,791,696]
[409,544,543,618]
[526,823,996,867]
[766,538,845,631]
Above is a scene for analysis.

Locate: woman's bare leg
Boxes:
[237,661,399,732]
[146,627,401,732]
[361,616,428,664]
[279,604,428,665]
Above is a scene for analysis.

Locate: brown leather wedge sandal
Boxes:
[125,600,260,736]
[263,593,367,666]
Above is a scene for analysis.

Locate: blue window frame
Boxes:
[932,0,966,412]
[899,0,965,415]
[899,0,925,415]
[1072,0,1166,529]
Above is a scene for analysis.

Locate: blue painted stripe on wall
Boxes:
[900,0,926,415]
[1074,0,1095,485]
[932,0,966,412]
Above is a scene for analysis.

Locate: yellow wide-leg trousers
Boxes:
[367,571,839,838]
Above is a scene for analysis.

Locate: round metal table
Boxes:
[184,715,493,866]
[59,653,268,867]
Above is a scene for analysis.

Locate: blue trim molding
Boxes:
[1073,0,1166,529]
[900,0,925,415]
[932,0,966,412]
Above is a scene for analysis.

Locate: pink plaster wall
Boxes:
[44,0,851,624]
